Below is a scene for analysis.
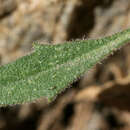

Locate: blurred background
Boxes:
[0,0,130,130]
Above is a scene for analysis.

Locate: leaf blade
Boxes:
[0,29,130,105]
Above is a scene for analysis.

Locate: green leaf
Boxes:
[0,29,130,105]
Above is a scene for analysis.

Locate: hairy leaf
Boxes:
[0,29,130,105]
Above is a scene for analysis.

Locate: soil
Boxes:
[0,0,130,130]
